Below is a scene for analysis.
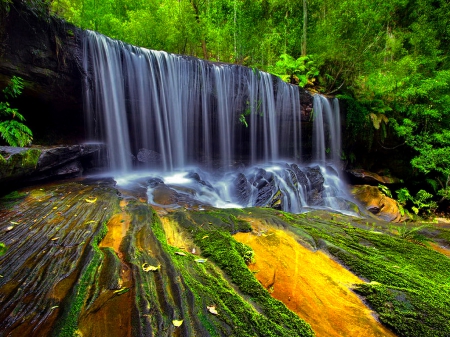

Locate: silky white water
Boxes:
[83,31,352,213]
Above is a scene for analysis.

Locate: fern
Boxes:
[0,76,33,146]
[396,223,431,246]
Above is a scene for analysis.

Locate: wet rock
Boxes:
[37,144,102,171]
[0,146,41,181]
[186,171,212,188]
[290,164,308,187]
[269,190,283,210]
[148,177,164,188]
[231,172,252,205]
[351,185,401,222]
[136,148,162,163]
[0,144,104,188]
[250,169,277,207]
[304,166,325,206]
[151,185,180,205]
[55,160,83,176]
[347,169,402,185]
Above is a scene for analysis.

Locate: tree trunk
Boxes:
[302,0,307,56]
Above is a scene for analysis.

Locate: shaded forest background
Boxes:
[2,0,450,212]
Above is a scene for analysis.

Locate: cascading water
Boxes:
[83,31,353,214]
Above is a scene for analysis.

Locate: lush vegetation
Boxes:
[0,76,33,147]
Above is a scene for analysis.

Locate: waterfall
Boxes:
[83,31,301,172]
[312,95,341,164]
[83,31,351,214]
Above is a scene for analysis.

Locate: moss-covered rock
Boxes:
[0,181,449,337]
[0,146,41,180]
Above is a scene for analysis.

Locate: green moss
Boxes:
[161,209,314,337]
[0,148,41,180]
[51,221,108,337]
[272,210,450,337]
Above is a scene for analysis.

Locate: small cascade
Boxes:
[83,31,352,214]
[312,95,341,164]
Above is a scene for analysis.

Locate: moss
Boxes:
[272,210,450,337]
[162,209,315,337]
[51,221,108,337]
[0,148,41,180]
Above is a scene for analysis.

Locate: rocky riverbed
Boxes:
[0,178,449,336]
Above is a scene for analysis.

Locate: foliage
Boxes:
[394,223,431,246]
[396,187,437,216]
[0,242,6,256]
[268,53,319,87]
[378,184,392,198]
[0,77,33,147]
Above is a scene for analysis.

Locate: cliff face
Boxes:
[0,1,84,144]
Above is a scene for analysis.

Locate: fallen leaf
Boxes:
[175,252,186,256]
[10,221,19,225]
[195,258,207,263]
[50,306,59,310]
[201,235,209,239]
[142,263,161,272]
[51,237,60,241]
[85,197,97,203]
[5,226,14,231]
[53,207,57,210]
[172,320,183,327]
[114,287,130,295]
[207,305,218,315]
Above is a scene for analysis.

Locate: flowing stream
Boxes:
[82,31,351,213]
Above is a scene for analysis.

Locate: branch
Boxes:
[377,141,406,150]
[326,80,345,95]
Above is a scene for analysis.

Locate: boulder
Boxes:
[249,169,277,207]
[351,185,402,222]
[231,172,252,205]
[304,166,325,206]
[0,144,104,188]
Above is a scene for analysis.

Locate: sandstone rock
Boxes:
[0,146,41,180]
[0,1,84,144]
[347,169,402,185]
[351,185,402,222]
[0,144,103,187]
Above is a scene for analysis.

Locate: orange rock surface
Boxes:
[234,221,397,337]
